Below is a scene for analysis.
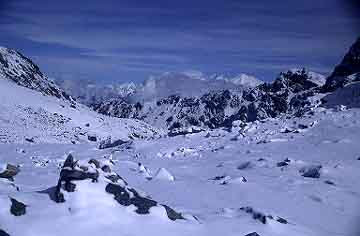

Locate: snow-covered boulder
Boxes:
[49,154,184,220]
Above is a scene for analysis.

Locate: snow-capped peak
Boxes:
[210,73,263,87]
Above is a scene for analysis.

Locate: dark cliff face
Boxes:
[0,47,73,102]
[323,37,360,92]
[332,37,360,78]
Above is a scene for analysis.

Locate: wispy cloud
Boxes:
[1,0,358,82]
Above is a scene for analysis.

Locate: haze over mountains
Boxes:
[55,71,264,105]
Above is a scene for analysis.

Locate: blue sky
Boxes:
[0,0,359,83]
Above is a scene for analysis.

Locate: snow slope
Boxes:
[0,106,359,236]
[0,77,161,143]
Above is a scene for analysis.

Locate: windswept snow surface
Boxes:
[0,105,360,236]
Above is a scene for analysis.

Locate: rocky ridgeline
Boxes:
[0,47,74,102]
[323,37,360,92]
[93,68,324,132]
[93,37,360,134]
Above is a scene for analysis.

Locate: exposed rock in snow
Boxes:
[300,165,322,178]
[0,229,10,236]
[0,164,20,181]
[322,80,360,108]
[98,136,130,149]
[0,47,73,102]
[10,198,26,216]
[323,37,360,92]
[244,232,261,236]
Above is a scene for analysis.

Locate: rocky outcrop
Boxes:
[323,37,360,92]
[94,68,324,132]
[9,198,26,216]
[0,47,74,102]
[51,154,185,221]
[0,164,20,182]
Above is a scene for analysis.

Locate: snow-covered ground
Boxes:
[0,77,161,144]
[1,104,359,236]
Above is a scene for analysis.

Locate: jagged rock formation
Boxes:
[323,37,360,92]
[94,68,324,131]
[52,154,185,220]
[0,47,74,102]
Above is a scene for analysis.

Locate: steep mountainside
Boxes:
[0,47,73,102]
[323,37,360,92]
[0,47,161,144]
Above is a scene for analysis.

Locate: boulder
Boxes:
[87,134,97,142]
[98,136,129,149]
[244,233,260,236]
[0,164,20,181]
[300,165,322,178]
[10,198,26,216]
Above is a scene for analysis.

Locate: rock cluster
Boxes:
[52,154,184,221]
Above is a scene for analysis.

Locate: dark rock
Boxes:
[276,161,288,167]
[323,37,360,92]
[105,183,156,214]
[237,161,252,170]
[87,134,97,142]
[298,124,308,129]
[0,164,20,181]
[59,168,99,184]
[300,165,322,178]
[0,47,74,101]
[244,232,260,236]
[88,159,101,168]
[105,174,128,184]
[210,175,227,181]
[276,217,288,224]
[101,165,111,173]
[63,154,75,168]
[162,204,184,221]
[25,137,34,143]
[54,154,99,202]
[64,181,76,192]
[10,198,26,216]
[240,206,267,224]
[85,123,90,127]
[168,126,204,137]
[0,229,10,236]
[324,180,335,185]
[98,137,129,149]
[105,183,184,219]
[281,128,294,133]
